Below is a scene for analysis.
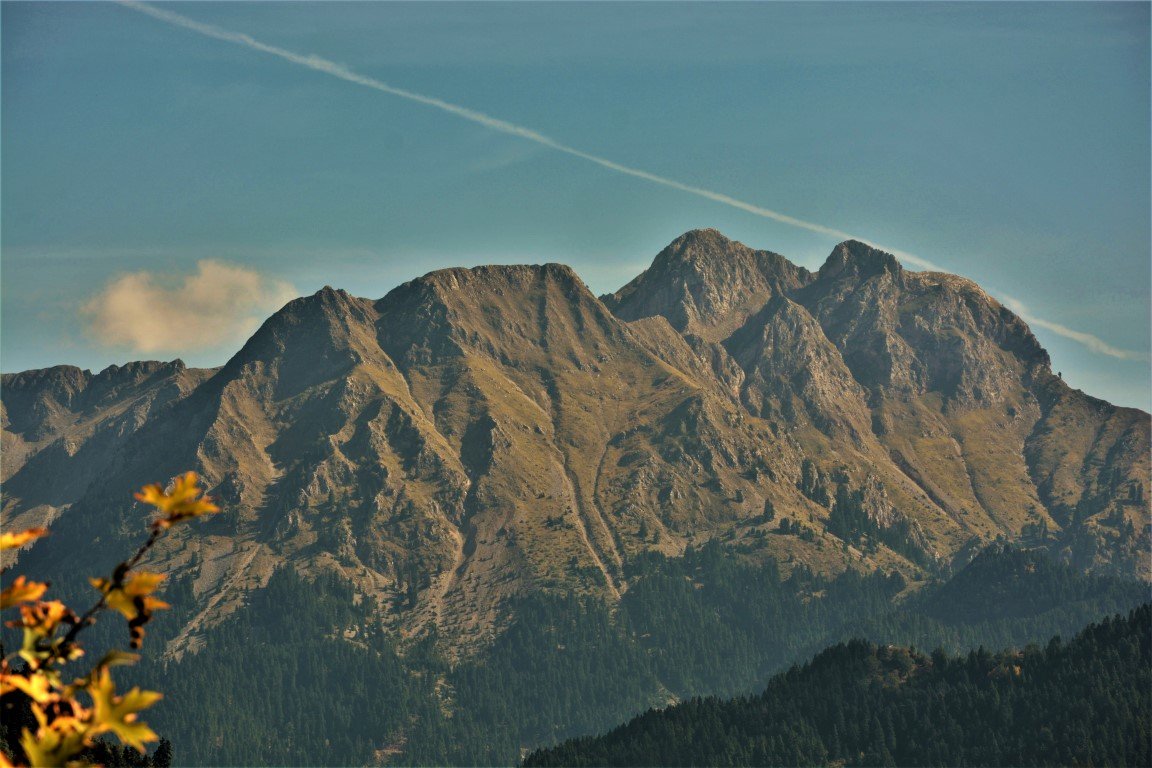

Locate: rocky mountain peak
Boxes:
[82,360,190,407]
[237,285,369,345]
[656,228,740,263]
[1,365,92,399]
[216,285,382,399]
[409,262,587,298]
[0,366,95,438]
[818,240,904,283]
[378,261,620,371]
[92,359,185,381]
[292,285,357,314]
[381,263,597,328]
[604,229,811,342]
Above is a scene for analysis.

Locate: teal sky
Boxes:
[3,2,1149,410]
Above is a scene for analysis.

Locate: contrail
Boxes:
[999,296,1148,361]
[117,1,935,265]
[119,1,1144,360]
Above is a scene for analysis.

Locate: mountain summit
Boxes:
[3,231,1148,655]
[604,228,811,341]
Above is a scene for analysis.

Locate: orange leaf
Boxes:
[7,600,74,634]
[0,527,47,551]
[135,472,220,528]
[1,576,49,609]
[1,671,57,704]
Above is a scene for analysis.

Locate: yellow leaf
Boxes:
[135,472,220,528]
[20,714,89,768]
[1,671,57,704]
[0,527,47,551]
[89,572,170,621]
[21,728,66,768]
[1,576,49,609]
[9,601,78,665]
[88,668,162,753]
[90,572,169,649]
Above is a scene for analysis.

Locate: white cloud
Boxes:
[81,260,297,354]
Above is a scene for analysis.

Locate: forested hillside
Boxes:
[108,545,1149,765]
[526,604,1152,767]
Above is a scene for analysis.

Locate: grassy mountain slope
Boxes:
[2,230,1148,660]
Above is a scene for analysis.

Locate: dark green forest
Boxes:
[149,545,1151,765]
[4,544,1148,766]
[526,604,1152,767]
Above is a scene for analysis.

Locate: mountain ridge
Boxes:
[3,230,1148,657]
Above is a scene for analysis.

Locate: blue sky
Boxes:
[3,2,1149,409]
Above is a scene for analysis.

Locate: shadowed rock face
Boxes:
[3,231,1148,656]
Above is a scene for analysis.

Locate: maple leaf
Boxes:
[0,576,49,609]
[0,671,57,704]
[135,471,220,529]
[0,528,47,551]
[88,668,162,753]
[8,599,75,634]
[89,571,169,622]
[89,571,170,649]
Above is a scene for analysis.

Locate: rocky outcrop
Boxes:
[604,229,811,342]
[724,295,873,444]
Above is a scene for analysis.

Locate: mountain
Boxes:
[524,604,1152,768]
[4,230,1149,766]
[604,228,810,342]
[3,231,1149,660]
[1,360,212,537]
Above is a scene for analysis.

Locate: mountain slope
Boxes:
[121,544,1152,766]
[2,231,1148,658]
[0,360,212,547]
[608,231,1149,577]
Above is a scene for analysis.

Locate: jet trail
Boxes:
[119,1,1144,360]
[118,0,931,264]
[999,296,1146,361]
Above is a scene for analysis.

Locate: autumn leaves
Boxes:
[1,472,220,767]
[134,472,221,530]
